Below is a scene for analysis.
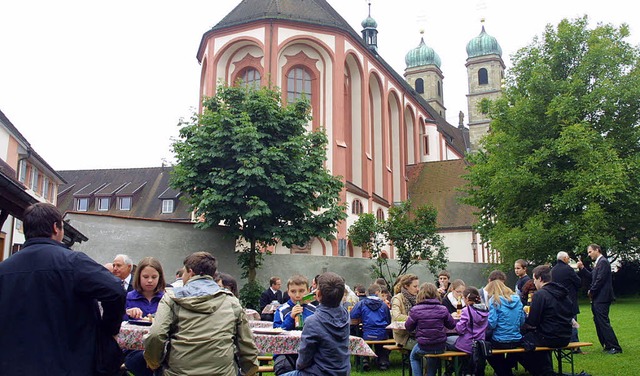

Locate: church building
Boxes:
[197,0,504,262]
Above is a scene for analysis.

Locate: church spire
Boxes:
[361,1,378,52]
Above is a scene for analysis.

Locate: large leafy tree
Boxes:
[463,16,640,264]
[348,201,448,289]
[171,84,346,285]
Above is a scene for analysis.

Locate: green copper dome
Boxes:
[466,25,502,58]
[405,37,441,68]
[361,15,377,29]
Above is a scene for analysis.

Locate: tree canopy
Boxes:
[171,85,346,282]
[348,201,448,288]
[463,16,640,264]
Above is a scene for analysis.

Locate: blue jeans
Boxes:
[280,371,301,376]
[410,345,444,376]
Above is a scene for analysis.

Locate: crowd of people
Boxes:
[0,202,624,376]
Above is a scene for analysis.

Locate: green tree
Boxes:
[463,16,640,264]
[348,201,448,288]
[171,84,346,283]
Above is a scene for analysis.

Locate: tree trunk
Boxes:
[248,237,257,283]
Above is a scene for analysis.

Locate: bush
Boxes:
[240,280,263,310]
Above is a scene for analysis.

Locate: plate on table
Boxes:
[128,319,153,326]
[251,327,284,335]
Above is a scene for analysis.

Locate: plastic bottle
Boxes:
[294,302,304,329]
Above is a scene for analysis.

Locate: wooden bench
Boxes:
[257,355,274,375]
[353,338,396,371]
[426,341,593,376]
[383,344,411,376]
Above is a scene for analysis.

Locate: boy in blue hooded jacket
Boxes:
[351,283,391,370]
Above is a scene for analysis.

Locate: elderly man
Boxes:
[113,254,135,292]
[551,251,583,351]
[577,244,623,354]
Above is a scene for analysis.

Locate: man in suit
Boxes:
[577,243,623,354]
[259,276,287,321]
[0,203,125,374]
[113,253,135,292]
[552,251,583,351]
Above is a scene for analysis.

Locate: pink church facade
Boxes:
[196,1,468,258]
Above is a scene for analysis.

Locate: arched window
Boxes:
[351,199,364,215]
[437,81,442,97]
[478,68,488,85]
[376,208,385,221]
[239,68,261,88]
[415,78,424,94]
[286,67,312,103]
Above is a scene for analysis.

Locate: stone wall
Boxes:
[65,212,510,291]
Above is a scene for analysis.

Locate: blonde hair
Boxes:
[394,273,418,294]
[485,279,514,306]
[448,278,466,293]
[417,282,439,303]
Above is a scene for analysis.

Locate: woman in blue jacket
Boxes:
[485,279,525,376]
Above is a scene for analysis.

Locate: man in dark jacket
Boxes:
[350,283,391,370]
[521,265,573,376]
[552,251,583,348]
[0,203,126,375]
[259,276,288,321]
[577,244,622,354]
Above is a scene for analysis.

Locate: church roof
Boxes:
[199,0,468,157]
[405,36,441,69]
[210,0,355,34]
[406,159,476,230]
[466,25,502,58]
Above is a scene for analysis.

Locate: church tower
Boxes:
[465,21,505,151]
[404,31,446,119]
[361,2,378,52]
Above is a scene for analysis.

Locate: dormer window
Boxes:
[162,199,174,214]
[76,198,89,212]
[97,197,110,211]
[119,196,132,211]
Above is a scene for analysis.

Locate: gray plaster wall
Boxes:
[65,213,509,291]
[65,213,238,278]
[256,254,499,291]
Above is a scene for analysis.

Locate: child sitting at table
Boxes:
[124,257,166,376]
[405,282,457,376]
[273,274,317,375]
[281,272,351,376]
[350,283,392,370]
[447,286,490,376]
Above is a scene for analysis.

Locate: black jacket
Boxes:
[524,282,572,344]
[0,238,126,375]
[259,288,286,311]
[551,261,582,315]
[578,256,615,303]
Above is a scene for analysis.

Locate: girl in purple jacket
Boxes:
[447,286,490,376]
[405,283,456,376]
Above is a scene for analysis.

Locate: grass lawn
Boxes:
[350,297,638,376]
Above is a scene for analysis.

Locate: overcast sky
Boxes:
[1,0,638,170]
